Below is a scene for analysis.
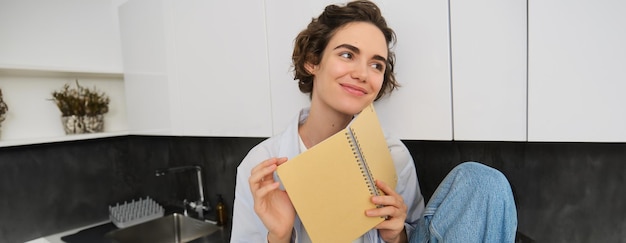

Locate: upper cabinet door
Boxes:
[0,0,123,73]
[119,0,172,135]
[374,1,453,140]
[528,0,626,142]
[169,0,272,137]
[119,0,272,137]
[450,0,528,141]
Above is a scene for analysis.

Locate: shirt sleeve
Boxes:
[230,144,272,243]
[388,136,425,237]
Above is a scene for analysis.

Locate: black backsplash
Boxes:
[1,136,625,242]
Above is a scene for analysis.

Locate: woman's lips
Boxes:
[341,83,367,96]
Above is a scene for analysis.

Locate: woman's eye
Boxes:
[340,52,353,59]
[371,63,385,71]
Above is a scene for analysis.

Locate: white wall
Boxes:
[0,0,124,72]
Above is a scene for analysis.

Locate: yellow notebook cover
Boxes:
[276,104,397,243]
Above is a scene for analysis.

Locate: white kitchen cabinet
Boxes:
[265,1,453,140]
[528,0,626,142]
[375,1,453,140]
[119,0,273,137]
[449,0,527,141]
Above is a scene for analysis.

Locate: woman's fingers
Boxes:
[366,180,407,219]
[375,180,397,197]
[275,157,289,165]
[254,181,281,201]
[249,157,287,188]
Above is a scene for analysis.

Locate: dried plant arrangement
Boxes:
[51,80,110,116]
[51,80,110,134]
[0,88,8,124]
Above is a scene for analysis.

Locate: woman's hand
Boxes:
[367,180,409,243]
[249,157,294,243]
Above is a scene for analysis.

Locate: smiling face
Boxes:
[306,21,388,116]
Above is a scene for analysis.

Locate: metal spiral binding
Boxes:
[346,129,378,196]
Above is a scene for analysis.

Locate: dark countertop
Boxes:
[60,205,230,243]
[60,220,229,243]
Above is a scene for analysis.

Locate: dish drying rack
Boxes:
[109,197,164,228]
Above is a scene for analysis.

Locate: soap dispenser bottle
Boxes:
[216,194,226,226]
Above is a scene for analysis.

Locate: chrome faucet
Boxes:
[155,165,209,219]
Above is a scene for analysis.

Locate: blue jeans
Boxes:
[410,162,518,242]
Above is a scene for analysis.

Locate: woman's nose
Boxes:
[351,62,368,82]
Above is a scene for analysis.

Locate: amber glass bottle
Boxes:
[216,194,226,226]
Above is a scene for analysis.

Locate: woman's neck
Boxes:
[299,104,352,149]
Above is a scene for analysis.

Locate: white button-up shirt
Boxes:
[231,108,424,243]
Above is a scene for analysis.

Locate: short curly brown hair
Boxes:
[292,0,399,101]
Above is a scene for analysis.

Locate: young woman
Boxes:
[231,1,517,243]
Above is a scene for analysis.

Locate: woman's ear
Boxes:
[305,62,317,75]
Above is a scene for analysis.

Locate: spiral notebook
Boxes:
[276,104,397,243]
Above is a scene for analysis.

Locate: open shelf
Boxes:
[0,64,124,78]
[0,65,128,148]
[0,131,129,148]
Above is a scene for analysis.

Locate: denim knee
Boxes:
[417,161,517,242]
[453,161,512,196]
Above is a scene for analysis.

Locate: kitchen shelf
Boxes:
[0,63,128,148]
[0,131,129,148]
[0,64,124,78]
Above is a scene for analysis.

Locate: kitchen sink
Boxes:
[105,213,220,243]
